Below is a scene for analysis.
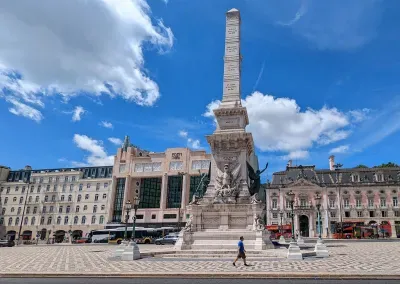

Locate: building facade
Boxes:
[0,165,113,241]
[267,156,400,238]
[110,137,211,228]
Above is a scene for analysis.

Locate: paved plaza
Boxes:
[0,241,400,278]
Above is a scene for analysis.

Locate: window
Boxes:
[28,196,32,202]
[81,216,86,224]
[136,215,144,219]
[368,198,374,207]
[369,211,375,217]
[13,197,17,202]
[26,206,30,214]
[77,195,81,202]
[357,211,363,217]
[96,183,100,191]
[344,211,350,217]
[272,213,278,219]
[87,183,91,189]
[33,207,37,214]
[0,187,3,193]
[152,214,156,219]
[64,176,68,182]
[21,186,25,193]
[56,177,59,183]
[59,206,63,213]
[40,217,45,225]
[169,161,183,171]
[103,194,107,199]
[11,207,15,212]
[24,217,28,225]
[6,187,10,193]
[74,216,79,224]
[99,215,104,224]
[167,176,183,208]
[8,217,13,225]
[140,178,162,209]
[17,207,21,214]
[62,184,66,192]
[61,195,65,201]
[191,160,210,170]
[70,184,74,191]
[163,214,177,219]
[0,218,3,225]
[64,216,69,225]
[1,208,5,215]
[95,194,99,201]
[19,197,23,204]
[31,217,35,225]
[46,185,50,192]
[72,176,76,182]
[51,195,56,201]
[104,182,108,188]
[85,194,89,200]
[330,211,336,218]
[53,185,57,192]
[393,197,398,207]
[35,196,39,202]
[50,206,54,213]
[119,164,126,173]
[37,186,41,193]
[93,205,97,213]
[45,195,49,202]
[101,205,105,210]
[91,216,96,224]
[42,206,47,213]
[4,197,8,204]
[15,217,20,225]
[68,195,72,202]
[83,205,88,211]
[39,177,44,183]
[79,184,83,191]
[382,211,388,217]
[272,199,278,209]
[15,186,19,192]
[112,178,126,223]
[49,177,53,183]
[66,206,71,213]
[30,186,34,193]
[356,198,362,207]
[380,198,386,207]
[57,216,61,225]
[395,211,400,217]
[344,199,350,208]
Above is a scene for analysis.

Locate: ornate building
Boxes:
[267,156,400,238]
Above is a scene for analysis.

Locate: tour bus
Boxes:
[108,227,162,245]
[332,221,392,239]
[87,229,111,243]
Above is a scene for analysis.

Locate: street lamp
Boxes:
[286,190,295,242]
[315,193,322,240]
[124,200,131,240]
[131,197,140,242]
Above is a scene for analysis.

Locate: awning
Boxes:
[22,231,32,236]
[6,231,16,235]
[54,231,66,236]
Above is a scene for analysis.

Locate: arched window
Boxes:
[66,206,71,213]
[26,206,30,214]
[61,195,65,201]
[51,195,56,201]
[99,215,104,224]
[17,207,21,214]
[93,205,97,213]
[74,216,79,224]
[11,207,15,212]
[76,205,80,213]
[40,217,45,225]
[57,216,61,225]
[45,195,49,202]
[0,217,3,225]
[77,195,81,202]
[81,216,86,224]
[4,197,8,204]
[15,217,20,225]
[31,217,36,225]
[8,217,12,225]
[91,216,96,224]
[13,197,17,202]
[83,205,87,211]
[28,196,32,202]
[1,208,5,215]
[101,205,105,210]
[64,216,69,225]
[24,217,28,225]
[47,217,52,225]
[68,195,72,201]
[19,197,23,204]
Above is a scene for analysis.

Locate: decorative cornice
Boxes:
[213,107,249,125]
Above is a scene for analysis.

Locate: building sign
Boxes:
[171,153,182,160]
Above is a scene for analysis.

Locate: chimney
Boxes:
[329,155,335,171]
[287,160,293,167]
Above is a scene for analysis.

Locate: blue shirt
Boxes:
[238,240,244,252]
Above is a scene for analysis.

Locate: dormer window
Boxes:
[351,174,360,182]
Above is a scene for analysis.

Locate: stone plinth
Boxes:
[121,241,140,261]
[314,238,329,258]
[114,240,128,258]
[279,235,286,244]
[287,241,302,260]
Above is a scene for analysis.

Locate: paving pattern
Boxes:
[1,242,400,275]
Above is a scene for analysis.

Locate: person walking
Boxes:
[233,236,249,266]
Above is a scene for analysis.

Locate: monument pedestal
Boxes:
[279,235,286,244]
[287,240,302,260]
[114,240,128,258]
[314,238,329,258]
[121,241,141,261]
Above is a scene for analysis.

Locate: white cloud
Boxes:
[348,108,370,123]
[100,121,113,129]
[0,0,174,117]
[108,137,123,145]
[204,92,366,155]
[282,150,309,160]
[329,145,350,154]
[72,106,85,122]
[6,98,43,122]
[72,134,114,166]
[178,130,201,149]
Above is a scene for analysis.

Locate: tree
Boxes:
[354,164,368,168]
[373,162,399,168]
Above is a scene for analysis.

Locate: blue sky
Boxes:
[1,0,400,182]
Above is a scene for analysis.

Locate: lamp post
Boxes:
[286,190,302,260]
[131,197,140,242]
[333,163,343,239]
[315,193,322,239]
[124,200,131,240]
[279,211,285,243]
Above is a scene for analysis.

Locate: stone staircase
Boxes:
[151,249,287,259]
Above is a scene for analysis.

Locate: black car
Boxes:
[0,239,15,247]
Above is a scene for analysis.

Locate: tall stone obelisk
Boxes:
[204,8,256,203]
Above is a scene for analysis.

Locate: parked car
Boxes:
[155,235,178,245]
[0,239,15,247]
[72,237,90,244]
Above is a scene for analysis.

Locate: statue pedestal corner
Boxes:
[121,241,141,261]
[287,241,302,260]
[314,238,329,258]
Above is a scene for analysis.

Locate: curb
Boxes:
[1,272,399,279]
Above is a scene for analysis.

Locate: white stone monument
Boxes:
[114,240,129,258]
[121,241,140,261]
[175,8,273,252]
[314,238,329,258]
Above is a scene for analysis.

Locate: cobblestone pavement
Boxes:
[1,242,400,276]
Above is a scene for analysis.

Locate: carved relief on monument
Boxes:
[219,117,240,129]
[213,162,242,204]
[223,81,239,94]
